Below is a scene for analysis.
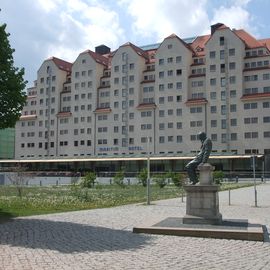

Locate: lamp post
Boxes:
[147,136,150,205]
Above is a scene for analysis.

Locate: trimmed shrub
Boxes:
[153,174,167,188]
[213,170,224,185]
[113,170,125,187]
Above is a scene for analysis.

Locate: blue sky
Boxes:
[1,0,270,88]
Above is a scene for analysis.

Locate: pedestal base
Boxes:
[183,185,222,225]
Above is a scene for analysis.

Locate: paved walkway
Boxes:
[0,184,270,270]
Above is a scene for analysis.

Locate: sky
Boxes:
[1,0,270,88]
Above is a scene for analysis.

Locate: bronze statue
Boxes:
[185,132,212,185]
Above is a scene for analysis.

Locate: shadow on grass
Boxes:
[0,218,152,253]
[0,209,16,223]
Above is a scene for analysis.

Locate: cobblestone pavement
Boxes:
[1,184,270,270]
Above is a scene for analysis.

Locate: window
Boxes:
[221,77,226,87]
[159,97,165,104]
[159,123,165,130]
[210,65,216,72]
[176,109,182,116]
[210,78,216,86]
[244,103,257,110]
[141,111,152,117]
[230,119,237,126]
[177,136,182,143]
[159,71,164,78]
[168,109,173,115]
[230,104,237,112]
[176,82,182,89]
[231,133,237,141]
[230,90,236,98]
[190,107,202,113]
[159,136,165,143]
[221,105,226,115]
[167,57,173,63]
[159,59,164,65]
[220,36,224,46]
[221,119,226,129]
[209,51,216,58]
[177,122,182,129]
[264,131,270,138]
[263,116,270,123]
[176,69,182,76]
[220,50,225,59]
[229,48,235,56]
[211,120,217,127]
[229,62,236,70]
[210,92,217,99]
[159,84,164,91]
[263,102,270,108]
[176,56,182,63]
[211,134,217,141]
[211,106,217,113]
[220,63,225,73]
[263,73,270,80]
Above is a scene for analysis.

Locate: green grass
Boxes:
[0,183,254,219]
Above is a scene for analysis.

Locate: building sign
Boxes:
[98,146,143,152]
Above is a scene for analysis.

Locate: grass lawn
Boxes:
[0,183,254,219]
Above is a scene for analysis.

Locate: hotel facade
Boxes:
[15,23,270,159]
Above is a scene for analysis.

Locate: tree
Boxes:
[7,163,32,198]
[137,168,148,187]
[80,172,96,188]
[167,172,184,187]
[113,170,125,187]
[0,22,27,129]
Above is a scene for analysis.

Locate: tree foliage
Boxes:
[113,170,125,187]
[0,23,27,129]
[7,163,32,198]
[137,168,148,187]
[80,172,96,188]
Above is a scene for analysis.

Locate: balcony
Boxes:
[185,98,208,106]
[241,92,270,101]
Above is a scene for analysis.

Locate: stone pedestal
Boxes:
[183,163,222,225]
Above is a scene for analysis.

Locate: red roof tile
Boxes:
[233,29,263,49]
[185,98,208,106]
[136,103,156,110]
[79,50,109,66]
[47,57,72,72]
[190,35,210,56]
[259,38,270,51]
[241,93,270,100]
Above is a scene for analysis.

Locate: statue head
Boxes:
[198,131,207,142]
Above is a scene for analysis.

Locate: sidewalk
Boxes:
[0,184,270,270]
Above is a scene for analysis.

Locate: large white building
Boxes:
[15,23,270,159]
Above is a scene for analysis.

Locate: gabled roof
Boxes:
[190,34,211,56]
[163,33,194,53]
[46,57,72,72]
[259,38,270,51]
[233,29,263,49]
[80,50,109,66]
[119,42,149,59]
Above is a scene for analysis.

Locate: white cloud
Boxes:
[117,0,210,42]
[211,4,257,36]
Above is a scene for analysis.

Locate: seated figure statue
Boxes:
[185,132,212,185]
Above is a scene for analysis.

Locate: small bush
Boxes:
[153,174,167,188]
[80,172,96,188]
[213,170,224,185]
[167,172,184,187]
[113,170,125,188]
[137,168,148,187]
